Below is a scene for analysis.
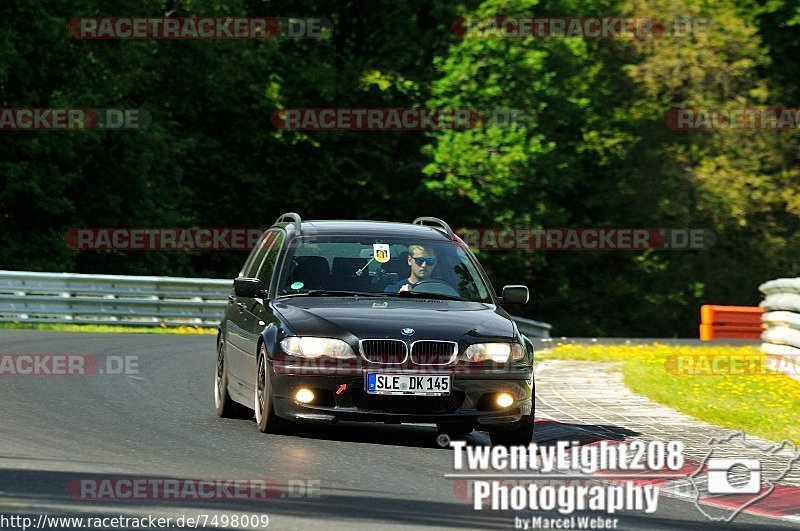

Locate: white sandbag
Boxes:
[762,326,800,350]
[759,277,800,295]
[762,311,800,329]
[760,293,800,313]
[761,341,800,359]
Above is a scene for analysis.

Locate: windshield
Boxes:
[276,236,493,302]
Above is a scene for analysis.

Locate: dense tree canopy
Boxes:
[1,0,798,336]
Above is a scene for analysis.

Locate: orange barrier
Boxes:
[700,305,765,340]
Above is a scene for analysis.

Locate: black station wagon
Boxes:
[215,213,535,445]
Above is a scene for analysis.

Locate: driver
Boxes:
[384,244,437,292]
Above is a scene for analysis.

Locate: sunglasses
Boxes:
[412,256,437,266]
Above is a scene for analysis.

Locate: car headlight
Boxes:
[280,337,356,359]
[461,343,524,363]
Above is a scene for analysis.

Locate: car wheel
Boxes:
[489,414,534,446]
[215,340,249,418]
[255,345,289,433]
[436,422,473,439]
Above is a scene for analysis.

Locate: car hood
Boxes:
[271,297,516,344]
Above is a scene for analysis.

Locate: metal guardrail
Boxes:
[0,270,553,335]
[0,270,231,327]
[512,315,553,339]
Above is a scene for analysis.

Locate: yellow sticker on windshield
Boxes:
[373,244,390,263]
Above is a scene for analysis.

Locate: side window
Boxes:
[455,247,489,300]
[255,231,286,286]
[241,231,275,278]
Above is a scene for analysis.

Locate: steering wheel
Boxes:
[410,279,461,297]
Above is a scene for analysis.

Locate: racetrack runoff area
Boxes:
[531,352,800,523]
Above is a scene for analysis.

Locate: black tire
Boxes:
[255,345,290,434]
[436,422,474,439]
[489,415,534,446]
[215,340,249,418]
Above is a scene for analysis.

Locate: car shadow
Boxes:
[532,419,642,445]
[267,419,471,448]
[260,418,641,450]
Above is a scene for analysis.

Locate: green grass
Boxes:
[0,322,216,335]
[540,343,800,446]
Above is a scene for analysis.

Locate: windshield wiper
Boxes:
[308,290,395,297]
[278,290,395,298]
[277,290,469,301]
[397,291,468,301]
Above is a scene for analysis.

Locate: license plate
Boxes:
[366,373,451,396]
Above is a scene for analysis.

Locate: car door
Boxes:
[226,231,275,385]
[239,229,286,391]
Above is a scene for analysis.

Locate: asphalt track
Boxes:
[0,331,796,530]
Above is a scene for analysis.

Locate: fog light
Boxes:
[295,388,315,404]
[496,393,514,408]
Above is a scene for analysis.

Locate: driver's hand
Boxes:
[399,284,411,293]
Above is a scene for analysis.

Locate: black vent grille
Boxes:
[410,341,458,365]
[360,339,407,364]
[351,390,466,414]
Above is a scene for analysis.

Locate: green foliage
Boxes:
[423,0,800,336]
[1,0,798,336]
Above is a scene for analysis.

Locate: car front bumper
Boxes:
[269,360,534,427]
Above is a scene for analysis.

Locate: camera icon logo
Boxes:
[706,458,761,494]
[689,430,800,522]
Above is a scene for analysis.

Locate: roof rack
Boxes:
[412,217,454,239]
[273,212,302,234]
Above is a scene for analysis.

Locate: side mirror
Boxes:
[501,285,529,305]
[234,277,262,298]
